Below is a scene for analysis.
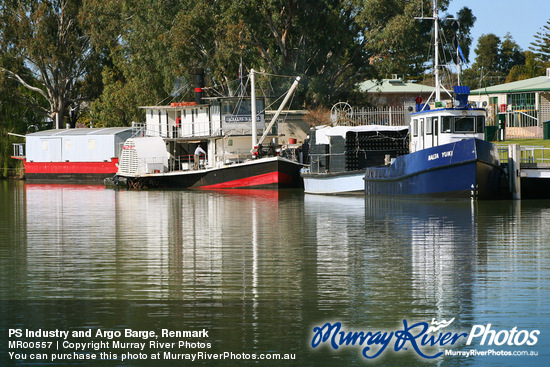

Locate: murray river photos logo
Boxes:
[310,318,540,360]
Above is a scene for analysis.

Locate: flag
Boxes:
[457,44,467,64]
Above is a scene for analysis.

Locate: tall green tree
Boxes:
[221,0,371,105]
[452,7,476,63]
[500,33,525,72]
[474,34,501,71]
[84,0,479,127]
[506,51,547,82]
[0,56,45,178]
[84,0,192,126]
[464,33,525,88]
[530,19,550,62]
[0,0,97,128]
[354,1,475,86]
[85,0,373,115]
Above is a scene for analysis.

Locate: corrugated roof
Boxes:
[358,79,435,94]
[26,127,133,137]
[471,76,550,94]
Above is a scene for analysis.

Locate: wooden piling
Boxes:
[508,144,521,200]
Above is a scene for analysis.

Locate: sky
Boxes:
[446,0,550,61]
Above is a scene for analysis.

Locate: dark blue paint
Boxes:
[364,138,503,199]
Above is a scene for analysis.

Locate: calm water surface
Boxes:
[0,180,548,366]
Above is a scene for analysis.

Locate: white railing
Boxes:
[333,106,408,127]
[498,146,550,164]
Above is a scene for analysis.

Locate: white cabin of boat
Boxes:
[126,96,269,174]
[409,86,486,153]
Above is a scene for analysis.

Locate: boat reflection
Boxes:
[365,198,480,322]
[303,195,481,326]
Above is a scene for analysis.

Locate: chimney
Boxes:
[194,68,204,105]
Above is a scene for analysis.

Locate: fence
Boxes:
[501,110,542,139]
[331,106,409,127]
[477,104,542,140]
[498,146,550,164]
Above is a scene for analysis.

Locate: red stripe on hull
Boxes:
[24,159,119,174]
[199,171,292,189]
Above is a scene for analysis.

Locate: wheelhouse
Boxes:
[410,108,486,153]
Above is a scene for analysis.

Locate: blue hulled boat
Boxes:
[364,91,504,199]
[363,2,504,199]
[364,122,503,199]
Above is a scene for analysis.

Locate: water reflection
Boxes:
[21,186,307,302]
[367,199,479,319]
[302,196,480,329]
[1,182,548,366]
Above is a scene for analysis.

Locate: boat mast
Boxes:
[250,69,257,149]
[415,0,445,107]
[433,0,441,102]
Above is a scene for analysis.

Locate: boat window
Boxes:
[441,117,452,133]
[420,118,424,136]
[222,99,265,117]
[454,117,475,133]
[476,116,485,133]
[412,119,418,137]
[426,117,433,135]
[433,118,438,135]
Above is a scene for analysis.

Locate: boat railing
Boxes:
[332,106,409,127]
[217,149,256,166]
[308,152,346,173]
[131,122,259,140]
[169,150,257,171]
[498,145,550,164]
[130,123,147,138]
[171,154,209,171]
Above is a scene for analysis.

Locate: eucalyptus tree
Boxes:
[85,0,478,126]
[215,0,372,106]
[0,0,96,128]
[85,0,374,115]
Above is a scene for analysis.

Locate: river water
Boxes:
[0,180,548,366]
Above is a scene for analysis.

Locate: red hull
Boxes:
[120,157,303,190]
[24,159,119,182]
[200,171,292,189]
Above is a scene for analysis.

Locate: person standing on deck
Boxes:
[194,146,206,170]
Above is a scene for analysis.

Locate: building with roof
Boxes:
[358,77,436,108]
[471,70,550,139]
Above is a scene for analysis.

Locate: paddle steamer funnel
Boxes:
[194,68,204,105]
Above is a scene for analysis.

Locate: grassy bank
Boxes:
[493,139,550,148]
[493,139,550,163]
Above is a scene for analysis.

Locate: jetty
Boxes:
[501,144,550,200]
